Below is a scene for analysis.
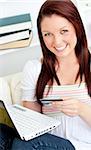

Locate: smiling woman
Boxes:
[0,0,91,150]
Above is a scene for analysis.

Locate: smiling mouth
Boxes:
[55,45,67,52]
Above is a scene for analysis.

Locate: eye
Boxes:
[61,30,68,34]
[43,32,52,37]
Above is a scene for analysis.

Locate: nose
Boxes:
[54,34,63,47]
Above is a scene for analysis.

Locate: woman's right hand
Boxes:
[42,103,60,114]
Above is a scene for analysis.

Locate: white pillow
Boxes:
[0,77,12,104]
[10,73,22,104]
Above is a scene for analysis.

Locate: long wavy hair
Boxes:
[35,0,91,103]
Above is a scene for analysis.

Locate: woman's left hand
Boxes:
[52,98,82,117]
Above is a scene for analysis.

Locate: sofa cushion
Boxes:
[10,73,22,104]
[0,77,12,104]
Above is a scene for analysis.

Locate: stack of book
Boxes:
[0,13,32,50]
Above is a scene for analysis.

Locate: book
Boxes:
[0,21,32,34]
[0,29,30,44]
[0,29,29,37]
[0,100,61,141]
[0,31,33,50]
[0,13,32,34]
[0,14,31,26]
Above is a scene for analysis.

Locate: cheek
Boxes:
[43,38,53,48]
[72,35,77,47]
[70,31,77,46]
[68,33,77,47]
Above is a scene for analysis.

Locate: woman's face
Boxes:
[41,14,77,59]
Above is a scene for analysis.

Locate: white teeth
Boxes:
[56,46,66,51]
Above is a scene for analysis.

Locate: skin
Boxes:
[23,14,91,127]
[41,14,77,60]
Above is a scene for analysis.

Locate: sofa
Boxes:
[0,72,22,126]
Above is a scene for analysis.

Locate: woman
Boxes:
[0,0,91,149]
[21,0,91,149]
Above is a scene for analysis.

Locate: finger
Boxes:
[61,97,71,101]
[52,101,73,108]
[61,108,78,115]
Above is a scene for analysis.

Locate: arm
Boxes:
[79,102,91,127]
[22,101,41,112]
[21,60,42,113]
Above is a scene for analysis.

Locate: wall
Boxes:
[0,45,42,76]
[77,1,91,48]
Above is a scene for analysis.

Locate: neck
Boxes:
[58,51,78,66]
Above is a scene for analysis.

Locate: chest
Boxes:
[56,64,84,85]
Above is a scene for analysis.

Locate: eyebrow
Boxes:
[42,26,67,33]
